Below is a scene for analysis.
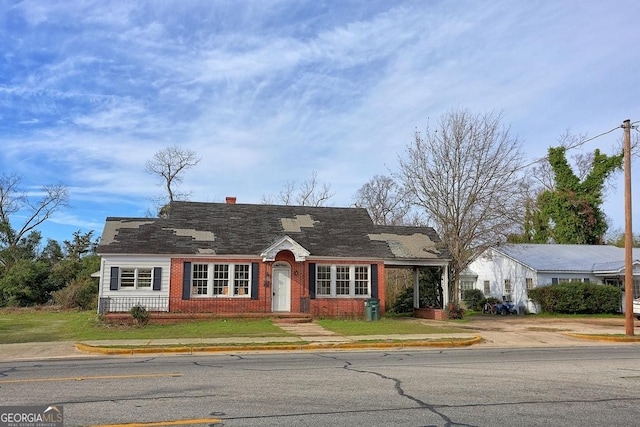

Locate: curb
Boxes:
[565,333,640,343]
[75,336,482,356]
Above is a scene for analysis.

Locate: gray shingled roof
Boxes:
[97,201,449,262]
[493,243,640,272]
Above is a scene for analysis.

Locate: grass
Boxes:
[0,308,473,344]
[316,317,468,335]
[0,309,291,344]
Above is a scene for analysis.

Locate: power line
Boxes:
[518,122,633,172]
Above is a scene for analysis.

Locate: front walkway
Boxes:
[273,320,351,343]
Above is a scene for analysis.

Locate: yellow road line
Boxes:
[0,372,182,384]
[90,418,222,427]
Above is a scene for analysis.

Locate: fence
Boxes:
[99,296,170,314]
[99,296,371,319]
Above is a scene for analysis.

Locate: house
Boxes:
[467,244,640,313]
[96,198,451,319]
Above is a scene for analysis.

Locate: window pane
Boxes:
[120,268,135,287]
[504,279,512,302]
[526,278,533,290]
[137,268,152,288]
[234,264,250,296]
[317,265,331,296]
[212,264,229,295]
[336,266,350,295]
[461,281,474,291]
[192,264,209,295]
[354,266,369,296]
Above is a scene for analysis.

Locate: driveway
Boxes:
[442,316,640,348]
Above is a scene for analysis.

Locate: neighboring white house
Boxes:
[467,244,640,313]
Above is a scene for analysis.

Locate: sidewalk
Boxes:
[1,317,638,361]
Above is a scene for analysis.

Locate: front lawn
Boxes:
[0,309,291,344]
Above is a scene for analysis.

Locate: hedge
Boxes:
[462,289,486,311]
[528,282,621,314]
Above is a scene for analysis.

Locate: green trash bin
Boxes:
[364,298,380,321]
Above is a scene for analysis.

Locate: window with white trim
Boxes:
[212,264,228,295]
[317,265,332,296]
[526,278,533,291]
[234,264,250,296]
[193,264,208,295]
[460,280,474,297]
[504,279,512,302]
[483,280,490,295]
[354,266,369,296]
[336,266,350,295]
[192,263,251,297]
[315,264,370,297]
[119,268,153,289]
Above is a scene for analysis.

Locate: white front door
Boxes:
[272,264,291,312]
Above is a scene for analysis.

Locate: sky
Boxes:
[1,0,639,245]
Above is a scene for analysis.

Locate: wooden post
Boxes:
[623,119,634,336]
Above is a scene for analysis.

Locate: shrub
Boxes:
[0,260,50,306]
[446,304,464,319]
[388,285,437,314]
[462,289,486,311]
[528,283,621,314]
[130,305,150,325]
[52,277,98,310]
[485,296,501,304]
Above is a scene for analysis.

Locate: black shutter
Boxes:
[152,267,162,291]
[251,262,259,300]
[370,264,378,299]
[182,262,192,300]
[109,267,119,291]
[308,263,316,299]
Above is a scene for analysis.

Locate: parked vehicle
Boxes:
[483,300,518,315]
[634,298,640,320]
[495,301,518,315]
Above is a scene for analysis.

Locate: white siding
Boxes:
[469,248,611,314]
[536,273,601,285]
[468,248,537,312]
[99,255,171,312]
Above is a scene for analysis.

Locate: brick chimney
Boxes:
[225,196,237,204]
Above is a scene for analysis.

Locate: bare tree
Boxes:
[145,145,201,206]
[354,175,411,225]
[262,171,334,206]
[399,109,525,304]
[0,174,69,266]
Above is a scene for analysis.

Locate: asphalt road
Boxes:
[1,346,639,426]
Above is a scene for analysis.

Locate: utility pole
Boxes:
[623,119,634,336]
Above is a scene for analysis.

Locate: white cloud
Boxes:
[1,0,639,243]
